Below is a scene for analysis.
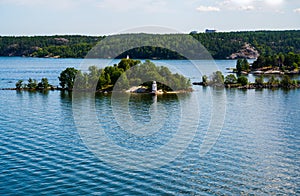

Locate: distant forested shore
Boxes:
[0,30,299,59]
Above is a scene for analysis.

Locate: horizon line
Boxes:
[1,28,300,37]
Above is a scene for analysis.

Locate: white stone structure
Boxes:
[152,81,157,93]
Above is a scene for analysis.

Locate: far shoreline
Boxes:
[0,56,257,61]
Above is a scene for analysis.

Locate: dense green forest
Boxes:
[1,30,299,59]
[0,35,104,58]
[190,30,300,58]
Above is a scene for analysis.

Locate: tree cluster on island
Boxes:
[15,78,53,90]
[2,30,300,59]
[199,71,299,89]
[235,52,300,74]
[15,59,192,93]
[62,59,191,92]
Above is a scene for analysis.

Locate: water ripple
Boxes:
[0,89,299,195]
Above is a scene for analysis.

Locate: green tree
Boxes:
[97,71,108,90]
[27,78,37,89]
[129,78,142,87]
[74,72,88,90]
[236,58,250,73]
[252,56,265,69]
[202,75,208,86]
[280,75,293,88]
[58,67,79,90]
[15,80,23,89]
[278,53,285,67]
[242,59,250,71]
[236,59,243,73]
[114,73,129,90]
[292,62,298,70]
[87,66,101,89]
[117,58,141,71]
[64,60,192,92]
[255,75,264,86]
[38,78,50,89]
[210,71,224,86]
[267,76,279,87]
[237,76,248,86]
[110,69,123,85]
[225,74,237,84]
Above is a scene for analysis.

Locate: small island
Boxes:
[8,52,300,92]
[12,59,192,94]
[194,52,300,89]
[233,52,300,75]
[194,71,300,89]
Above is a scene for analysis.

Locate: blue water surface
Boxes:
[0,57,299,195]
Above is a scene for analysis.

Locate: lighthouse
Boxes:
[152,81,157,94]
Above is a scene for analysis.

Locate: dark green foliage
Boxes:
[252,52,300,71]
[209,71,224,86]
[15,80,23,89]
[58,67,79,90]
[280,75,293,88]
[67,59,191,91]
[236,58,250,73]
[16,78,52,90]
[190,30,300,58]
[198,72,298,89]
[27,78,37,89]
[1,30,299,59]
[0,35,102,58]
[237,76,248,86]
[124,60,191,91]
[202,71,225,87]
[117,58,141,70]
[37,78,50,89]
[114,74,130,90]
[225,74,237,84]
[268,76,280,87]
[255,75,264,86]
[202,75,208,86]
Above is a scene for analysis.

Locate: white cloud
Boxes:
[97,0,169,13]
[265,0,284,6]
[225,0,285,6]
[0,0,170,13]
[294,8,300,13]
[231,0,254,6]
[218,0,288,12]
[196,5,220,12]
[218,0,255,11]
[0,0,83,10]
[240,5,255,11]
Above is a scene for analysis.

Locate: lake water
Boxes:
[0,57,299,195]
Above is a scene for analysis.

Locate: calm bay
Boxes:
[0,57,299,195]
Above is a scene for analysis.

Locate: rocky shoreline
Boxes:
[228,43,259,59]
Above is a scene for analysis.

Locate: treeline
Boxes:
[1,30,300,59]
[0,35,104,58]
[252,52,300,70]
[190,30,300,58]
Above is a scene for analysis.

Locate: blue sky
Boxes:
[0,0,299,35]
